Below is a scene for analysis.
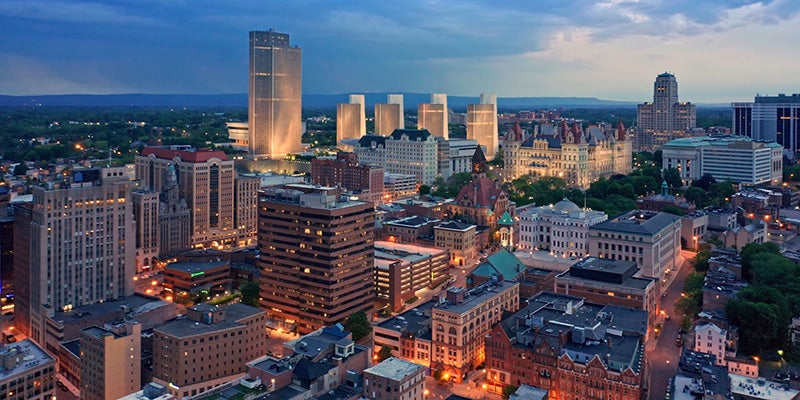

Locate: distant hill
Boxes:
[0,92,727,109]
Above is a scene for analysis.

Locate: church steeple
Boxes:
[472,146,488,175]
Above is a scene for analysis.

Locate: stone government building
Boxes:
[503,120,632,188]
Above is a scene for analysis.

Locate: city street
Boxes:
[645,250,694,399]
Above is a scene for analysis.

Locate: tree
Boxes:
[740,242,781,280]
[343,310,372,341]
[377,345,394,362]
[239,281,260,307]
[662,205,686,216]
[685,186,711,208]
[418,185,431,195]
[12,163,28,176]
[501,385,520,400]
[663,168,683,188]
[692,174,717,191]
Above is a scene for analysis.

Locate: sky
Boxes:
[1,0,799,103]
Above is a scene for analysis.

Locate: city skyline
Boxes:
[2,0,799,102]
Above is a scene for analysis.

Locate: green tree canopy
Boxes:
[343,310,372,341]
[239,281,260,307]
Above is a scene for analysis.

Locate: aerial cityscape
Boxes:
[2,1,800,400]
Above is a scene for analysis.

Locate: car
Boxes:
[675,337,683,347]
[665,314,671,321]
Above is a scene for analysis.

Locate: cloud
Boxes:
[0,0,161,26]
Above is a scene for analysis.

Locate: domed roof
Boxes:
[553,198,580,212]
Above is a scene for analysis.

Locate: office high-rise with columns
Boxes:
[467,93,499,159]
[418,93,449,139]
[375,94,405,136]
[337,94,366,143]
[248,30,302,158]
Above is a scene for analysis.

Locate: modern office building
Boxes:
[234,174,260,248]
[484,292,647,398]
[248,30,302,158]
[661,135,782,186]
[0,340,57,400]
[80,321,142,400]
[635,72,696,151]
[383,173,418,201]
[136,146,257,250]
[467,93,498,159]
[258,184,375,333]
[363,357,425,400]
[132,188,160,271]
[13,168,135,343]
[504,121,631,188]
[337,94,366,144]
[418,93,449,139]
[588,210,681,282]
[516,199,608,257]
[163,260,231,303]
[375,94,405,136]
[153,303,267,399]
[733,93,800,158]
[374,241,449,312]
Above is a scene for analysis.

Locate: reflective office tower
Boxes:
[337,94,366,144]
[249,30,302,158]
[733,93,800,157]
[374,94,405,136]
[636,72,696,151]
[467,93,499,159]
[13,169,135,343]
[418,93,449,139]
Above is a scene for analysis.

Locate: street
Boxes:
[645,250,694,399]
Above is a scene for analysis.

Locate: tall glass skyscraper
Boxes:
[249,30,302,158]
[733,94,800,158]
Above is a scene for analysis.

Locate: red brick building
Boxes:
[311,152,384,205]
[484,292,646,400]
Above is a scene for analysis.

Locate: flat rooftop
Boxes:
[52,294,172,324]
[364,357,424,381]
[383,216,440,228]
[374,241,446,263]
[0,339,55,380]
[591,210,680,235]
[729,374,798,400]
[377,300,435,338]
[155,303,264,338]
[435,280,518,315]
[165,260,229,274]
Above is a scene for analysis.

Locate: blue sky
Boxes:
[1,0,799,102]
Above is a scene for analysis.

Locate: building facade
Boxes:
[661,135,783,186]
[635,72,696,151]
[337,94,366,144]
[418,94,448,139]
[80,322,142,400]
[13,169,135,343]
[258,184,375,333]
[0,340,56,400]
[133,189,160,271]
[310,152,384,206]
[517,199,608,258]
[355,130,439,185]
[363,357,425,400]
[504,121,632,188]
[733,93,800,158]
[158,164,192,256]
[374,94,405,136]
[588,210,681,282]
[153,304,267,399]
[374,241,449,312]
[466,93,498,159]
[248,30,302,158]
[136,146,254,250]
[434,221,477,267]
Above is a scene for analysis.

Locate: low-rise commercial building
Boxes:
[374,241,449,312]
[363,357,425,400]
[434,221,477,267]
[163,260,231,303]
[382,216,440,244]
[0,339,56,400]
